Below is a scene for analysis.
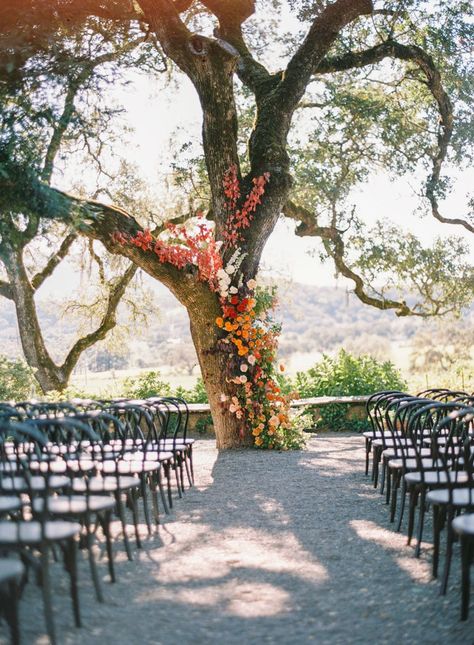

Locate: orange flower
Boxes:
[255,437,263,446]
[216,317,224,327]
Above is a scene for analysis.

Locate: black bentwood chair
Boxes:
[0,422,81,645]
[452,512,474,620]
[0,557,25,645]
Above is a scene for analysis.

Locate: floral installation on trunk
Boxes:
[112,165,305,450]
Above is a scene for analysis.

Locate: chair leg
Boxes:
[184,456,193,489]
[40,546,57,645]
[380,459,392,504]
[115,492,133,561]
[157,468,170,515]
[373,447,380,489]
[174,463,183,499]
[390,470,400,523]
[440,507,455,595]
[128,489,142,549]
[164,464,173,509]
[64,537,81,627]
[140,475,153,536]
[460,534,472,620]
[397,477,407,532]
[188,446,194,485]
[415,488,426,558]
[150,473,161,526]
[365,438,370,476]
[2,582,20,645]
[101,510,116,583]
[407,487,419,546]
[86,522,103,603]
[432,504,441,579]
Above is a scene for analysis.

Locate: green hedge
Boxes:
[292,350,407,431]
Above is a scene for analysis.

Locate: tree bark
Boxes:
[2,245,67,392]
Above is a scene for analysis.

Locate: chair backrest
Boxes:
[430,407,474,500]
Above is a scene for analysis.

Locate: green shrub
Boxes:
[123,371,172,399]
[174,378,208,403]
[0,355,37,401]
[293,349,407,432]
[194,414,213,434]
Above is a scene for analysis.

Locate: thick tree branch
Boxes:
[136,0,196,74]
[61,261,138,379]
[316,40,473,235]
[0,155,198,302]
[276,0,373,113]
[283,199,430,318]
[30,232,78,292]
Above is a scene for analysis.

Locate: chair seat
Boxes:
[124,451,173,463]
[0,520,81,544]
[405,470,469,486]
[383,447,431,460]
[0,558,25,584]
[427,487,474,507]
[389,457,443,471]
[0,496,22,514]
[0,475,70,493]
[33,494,115,515]
[97,460,159,475]
[452,513,474,536]
[71,475,139,493]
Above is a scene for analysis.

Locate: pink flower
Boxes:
[248,355,256,365]
[240,363,248,373]
[247,278,257,290]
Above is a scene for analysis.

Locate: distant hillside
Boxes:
[1,281,472,385]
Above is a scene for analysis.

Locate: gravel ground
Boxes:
[1,434,473,645]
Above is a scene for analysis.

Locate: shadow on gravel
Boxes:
[6,437,473,645]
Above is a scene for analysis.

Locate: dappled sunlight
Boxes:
[350,520,433,584]
[143,580,291,618]
[395,556,432,584]
[145,525,328,585]
[135,521,329,619]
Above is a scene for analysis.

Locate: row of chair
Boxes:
[0,395,194,644]
[363,388,474,620]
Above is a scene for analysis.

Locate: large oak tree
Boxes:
[1,0,473,447]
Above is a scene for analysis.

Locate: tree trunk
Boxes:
[183,283,253,449]
[2,245,67,393]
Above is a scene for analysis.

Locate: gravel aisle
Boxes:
[2,435,473,644]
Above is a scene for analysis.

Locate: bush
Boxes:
[0,355,37,401]
[174,378,208,403]
[123,371,172,399]
[293,349,407,432]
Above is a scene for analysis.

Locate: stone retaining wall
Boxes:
[186,396,371,435]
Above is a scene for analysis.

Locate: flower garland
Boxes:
[217,284,301,449]
[112,166,304,450]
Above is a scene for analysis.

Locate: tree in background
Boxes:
[0,17,166,392]
[1,1,473,447]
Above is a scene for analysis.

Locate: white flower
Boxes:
[226,264,235,275]
[247,355,256,365]
[239,375,247,383]
[229,286,238,294]
[220,393,228,402]
[217,268,227,279]
[240,363,248,373]
[247,278,257,290]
